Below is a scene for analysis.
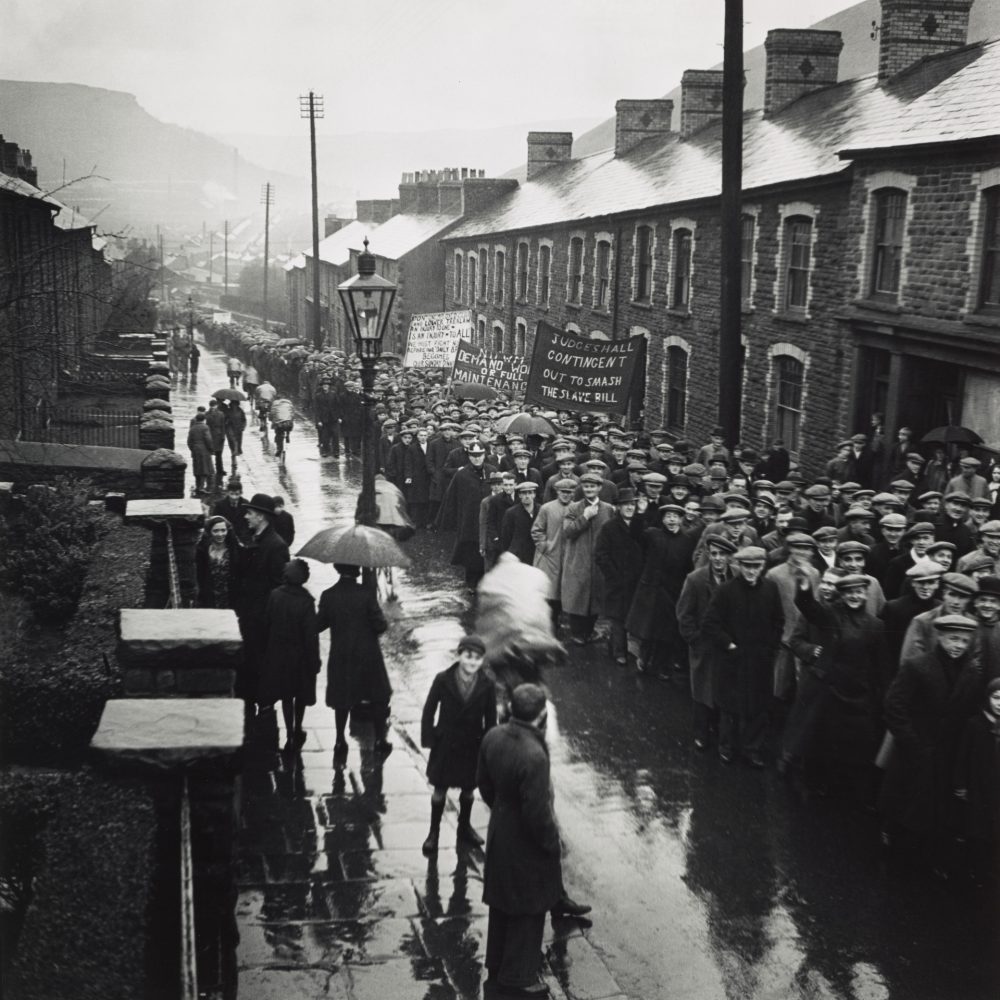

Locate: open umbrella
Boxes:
[495,411,558,437]
[296,524,411,568]
[212,387,246,402]
[921,425,983,446]
[452,380,499,402]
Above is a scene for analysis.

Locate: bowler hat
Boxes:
[245,493,276,516]
[615,488,638,504]
[974,576,1000,598]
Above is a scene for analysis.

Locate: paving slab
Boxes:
[237,967,350,999]
[237,920,345,968]
[346,956,458,1000]
[118,608,242,668]
[320,878,422,920]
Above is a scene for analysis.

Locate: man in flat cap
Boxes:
[594,489,645,666]
[900,572,979,663]
[936,492,977,557]
[880,613,983,875]
[702,547,785,767]
[500,482,541,565]
[879,557,945,669]
[531,479,579,629]
[946,457,988,500]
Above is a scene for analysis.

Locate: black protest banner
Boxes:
[523,321,645,415]
[452,340,529,396]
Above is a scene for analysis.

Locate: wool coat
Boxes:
[402,441,432,506]
[879,646,982,835]
[317,577,392,711]
[625,527,697,642]
[258,582,321,707]
[186,422,215,477]
[593,514,643,622]
[560,498,615,616]
[676,565,733,707]
[421,664,497,789]
[500,502,539,565]
[880,592,940,670]
[476,720,562,915]
[195,536,239,609]
[438,463,497,564]
[427,435,456,501]
[702,575,785,718]
[530,499,571,600]
[953,710,1000,842]
[483,492,515,557]
[206,407,227,453]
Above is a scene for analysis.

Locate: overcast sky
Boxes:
[7,0,856,136]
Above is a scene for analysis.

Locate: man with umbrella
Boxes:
[437,441,496,592]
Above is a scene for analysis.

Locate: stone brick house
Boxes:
[440,0,1000,475]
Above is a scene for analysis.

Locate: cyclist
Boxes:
[243,364,260,404]
[226,356,244,388]
[271,397,295,464]
[255,379,277,436]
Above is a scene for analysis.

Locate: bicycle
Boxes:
[274,420,292,470]
[257,402,271,446]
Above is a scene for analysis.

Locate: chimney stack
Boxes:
[527,132,573,180]
[878,0,973,81]
[680,71,725,138]
[763,29,843,116]
[614,99,674,156]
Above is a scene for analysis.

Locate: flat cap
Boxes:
[720,508,749,523]
[873,492,904,506]
[943,492,973,504]
[960,457,981,468]
[554,478,579,491]
[879,513,908,529]
[658,502,687,515]
[979,520,1000,536]
[700,496,725,512]
[917,491,943,503]
[927,540,956,554]
[836,540,870,555]
[844,505,875,519]
[905,520,937,538]
[906,557,945,579]
[804,484,831,498]
[705,534,738,553]
[578,472,604,485]
[734,546,767,563]
[514,481,538,493]
[835,573,870,590]
[839,481,861,493]
[812,526,839,541]
[850,433,868,444]
[932,614,978,631]
[721,493,752,509]
[786,532,817,548]
[890,480,915,492]
[583,459,608,471]
[641,472,667,485]
[682,463,707,477]
[941,571,976,595]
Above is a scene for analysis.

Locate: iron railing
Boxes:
[19,406,142,449]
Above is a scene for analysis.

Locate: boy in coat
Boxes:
[420,634,497,855]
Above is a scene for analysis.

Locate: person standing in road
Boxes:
[531,478,577,629]
[500,482,540,565]
[420,634,497,856]
[313,377,340,457]
[272,496,296,548]
[186,411,215,496]
[477,683,562,999]
[206,398,227,481]
[259,559,321,753]
[437,442,496,592]
[593,488,644,665]
[225,400,246,472]
[702,546,785,767]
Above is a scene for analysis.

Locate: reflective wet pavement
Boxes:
[173,340,999,1000]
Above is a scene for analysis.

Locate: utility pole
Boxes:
[299,91,325,350]
[260,184,275,332]
[718,0,744,447]
[224,220,229,297]
[158,229,166,304]
[208,230,214,284]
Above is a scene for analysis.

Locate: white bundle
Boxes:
[271,398,294,423]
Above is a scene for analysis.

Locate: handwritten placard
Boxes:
[402,310,472,368]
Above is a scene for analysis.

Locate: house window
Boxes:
[537,243,551,306]
[515,321,526,355]
[477,318,486,346]
[454,251,463,301]
[516,241,529,300]
[495,249,505,305]
[634,225,653,302]
[979,186,1000,313]
[784,216,812,311]
[568,236,584,304]
[774,354,804,452]
[478,248,488,300]
[666,345,687,429]
[870,189,906,298]
[671,228,692,310]
[740,214,755,305]
[595,239,611,309]
[468,255,477,307]
[492,324,504,353]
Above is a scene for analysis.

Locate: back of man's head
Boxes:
[510,683,547,722]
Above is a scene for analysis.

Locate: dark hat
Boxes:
[683,463,707,478]
[774,480,796,493]
[753,494,777,511]
[971,497,992,509]
[804,484,831,498]
[835,573,870,591]
[721,493,752,509]
[905,452,925,464]
[615,488,638,504]
[836,540,870,555]
[839,481,861,493]
[812,525,838,541]
[457,633,486,655]
[245,493,276,516]
[705,534,737,553]
[579,472,603,485]
[943,491,972,505]
[905,520,937,539]
[488,471,504,483]
[844,505,874,520]
[720,509,749,524]
[225,476,242,491]
[927,540,957,556]
[588,439,607,452]
[974,576,1000,598]
[700,496,725,512]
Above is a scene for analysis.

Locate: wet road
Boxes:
[176,340,998,1000]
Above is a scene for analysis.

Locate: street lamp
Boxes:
[338,238,397,531]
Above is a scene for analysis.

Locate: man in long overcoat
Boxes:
[531,479,577,625]
[477,684,562,997]
[500,482,540,565]
[676,534,736,750]
[560,472,615,645]
[427,422,459,525]
[314,378,341,457]
[879,614,983,873]
[594,488,644,664]
[626,503,697,677]
[206,399,227,480]
[186,412,215,495]
[233,494,290,710]
[702,546,785,767]
[402,428,433,529]
[437,442,496,590]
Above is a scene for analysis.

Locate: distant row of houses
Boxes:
[284,0,1000,474]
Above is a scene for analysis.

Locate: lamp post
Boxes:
[338,238,397,534]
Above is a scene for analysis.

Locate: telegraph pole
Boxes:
[223,220,229,297]
[299,91,325,350]
[208,230,214,284]
[718,0,744,447]
[260,184,275,332]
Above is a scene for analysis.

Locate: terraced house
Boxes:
[440,0,1000,475]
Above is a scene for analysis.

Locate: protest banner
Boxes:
[402,310,472,368]
[523,320,645,415]
[451,339,529,396]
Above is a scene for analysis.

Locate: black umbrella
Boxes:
[296,524,411,568]
[212,387,246,402]
[921,425,982,446]
[495,412,558,437]
[452,380,499,402]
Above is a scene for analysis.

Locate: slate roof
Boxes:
[349,212,461,260]
[0,172,60,207]
[305,219,367,267]
[446,38,1000,240]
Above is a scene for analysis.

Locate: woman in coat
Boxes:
[317,563,393,756]
[186,413,215,495]
[195,515,239,608]
[259,559,321,751]
[420,634,497,855]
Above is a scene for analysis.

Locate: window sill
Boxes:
[565,301,582,311]
[774,310,810,325]
[630,300,653,310]
[667,307,691,319]
[590,305,611,316]
[854,297,903,315]
[961,312,1000,330]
